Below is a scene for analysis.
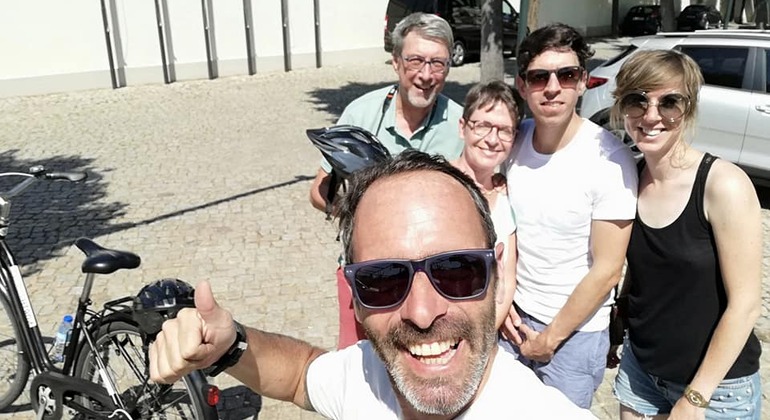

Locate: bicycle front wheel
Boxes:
[0,292,30,411]
[73,320,217,419]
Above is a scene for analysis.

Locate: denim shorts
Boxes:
[614,340,761,419]
[500,308,609,409]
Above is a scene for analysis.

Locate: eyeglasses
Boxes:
[523,66,584,90]
[467,120,516,142]
[343,249,495,310]
[619,91,690,122]
[401,55,450,74]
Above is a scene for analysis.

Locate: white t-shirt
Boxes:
[490,190,516,250]
[306,341,596,419]
[503,118,638,331]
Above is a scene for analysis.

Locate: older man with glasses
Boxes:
[309,12,465,350]
[149,150,595,419]
[498,23,639,409]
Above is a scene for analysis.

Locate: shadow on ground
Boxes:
[0,150,315,277]
[0,150,129,274]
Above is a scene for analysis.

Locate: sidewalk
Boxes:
[0,37,766,419]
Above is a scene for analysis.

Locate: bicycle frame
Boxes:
[0,169,217,419]
[0,169,137,415]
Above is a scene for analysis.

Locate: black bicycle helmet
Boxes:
[133,278,196,337]
[306,125,391,179]
[307,125,391,217]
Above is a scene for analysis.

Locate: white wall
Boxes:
[535,0,613,36]
[0,0,113,96]
[0,0,388,98]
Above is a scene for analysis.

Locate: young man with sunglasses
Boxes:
[500,23,639,408]
[309,12,465,349]
[149,151,594,419]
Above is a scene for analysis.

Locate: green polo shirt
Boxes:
[320,85,464,173]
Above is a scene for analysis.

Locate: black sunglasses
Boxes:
[523,66,584,90]
[343,249,496,310]
[620,91,690,122]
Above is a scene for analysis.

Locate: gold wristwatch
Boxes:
[684,386,709,408]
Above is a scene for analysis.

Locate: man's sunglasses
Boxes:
[343,249,496,310]
[523,66,584,90]
[619,91,690,122]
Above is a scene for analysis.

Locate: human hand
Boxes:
[606,344,621,368]
[149,280,237,383]
[500,307,524,346]
[517,325,557,363]
[667,397,706,420]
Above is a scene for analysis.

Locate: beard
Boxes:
[364,296,497,416]
[404,85,438,110]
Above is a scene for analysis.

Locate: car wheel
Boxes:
[451,41,466,67]
[601,119,642,160]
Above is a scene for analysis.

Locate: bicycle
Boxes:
[0,166,219,419]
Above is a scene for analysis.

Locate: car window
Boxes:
[603,45,638,67]
[409,0,436,13]
[765,49,770,93]
[502,0,512,16]
[679,46,749,90]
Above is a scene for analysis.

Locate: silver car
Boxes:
[580,30,770,181]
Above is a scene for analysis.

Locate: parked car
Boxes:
[676,4,723,31]
[620,5,661,36]
[383,0,523,66]
[579,30,770,181]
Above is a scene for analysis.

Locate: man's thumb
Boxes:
[194,280,221,321]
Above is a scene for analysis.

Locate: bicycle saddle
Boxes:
[74,238,141,274]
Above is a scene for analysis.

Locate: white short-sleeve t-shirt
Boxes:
[306,341,597,419]
[502,118,638,331]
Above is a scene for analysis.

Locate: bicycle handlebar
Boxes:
[0,166,87,200]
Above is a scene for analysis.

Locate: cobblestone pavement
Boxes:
[0,38,767,419]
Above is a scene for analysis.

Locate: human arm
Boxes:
[309,167,332,212]
[148,280,326,410]
[518,219,632,362]
[668,162,762,419]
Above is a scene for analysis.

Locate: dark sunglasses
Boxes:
[343,249,496,310]
[619,91,690,122]
[523,66,584,90]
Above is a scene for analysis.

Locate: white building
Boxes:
[0,0,759,98]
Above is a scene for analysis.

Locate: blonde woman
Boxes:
[611,49,762,419]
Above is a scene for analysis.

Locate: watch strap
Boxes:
[203,321,248,377]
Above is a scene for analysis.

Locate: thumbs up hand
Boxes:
[149,280,236,383]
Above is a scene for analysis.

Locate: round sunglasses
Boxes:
[343,249,495,310]
[620,91,690,122]
[523,66,584,91]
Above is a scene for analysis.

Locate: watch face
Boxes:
[685,388,709,407]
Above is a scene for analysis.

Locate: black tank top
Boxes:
[626,153,761,383]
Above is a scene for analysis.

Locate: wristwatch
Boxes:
[684,385,710,408]
[203,321,248,377]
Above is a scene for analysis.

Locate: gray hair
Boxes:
[391,13,453,58]
[337,150,496,263]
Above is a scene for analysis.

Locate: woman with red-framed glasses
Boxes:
[450,80,521,332]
